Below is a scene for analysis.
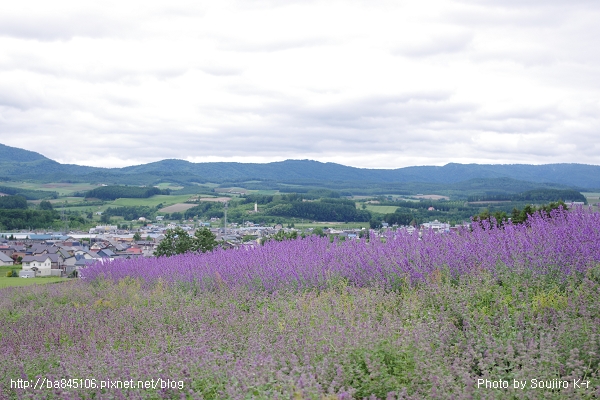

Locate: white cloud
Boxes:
[0,0,599,168]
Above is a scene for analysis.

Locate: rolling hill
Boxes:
[1,143,599,189]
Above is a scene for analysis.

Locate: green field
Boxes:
[46,197,88,205]
[0,266,69,289]
[583,192,600,199]
[252,190,280,195]
[363,205,399,214]
[0,181,98,196]
[154,183,184,190]
[111,194,193,207]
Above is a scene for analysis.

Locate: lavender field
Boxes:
[1,208,600,399]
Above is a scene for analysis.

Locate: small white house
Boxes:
[21,255,53,276]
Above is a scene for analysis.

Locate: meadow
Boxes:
[362,205,400,214]
[1,208,599,399]
[111,194,193,208]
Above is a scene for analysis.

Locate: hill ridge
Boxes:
[1,143,599,188]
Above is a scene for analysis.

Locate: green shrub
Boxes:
[345,342,415,398]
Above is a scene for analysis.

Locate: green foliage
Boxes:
[183,203,224,219]
[312,227,325,237]
[239,194,274,205]
[305,189,342,198]
[38,200,54,210]
[190,228,218,253]
[0,186,58,200]
[241,234,257,242]
[85,185,167,200]
[383,212,414,226]
[154,228,192,257]
[474,201,568,226]
[268,201,371,222]
[345,343,415,399]
[133,232,142,241]
[0,195,28,210]
[370,219,382,229]
[468,189,587,203]
[0,209,59,230]
[261,230,298,245]
[154,227,217,257]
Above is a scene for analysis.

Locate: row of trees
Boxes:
[0,195,28,210]
[467,189,586,203]
[268,201,371,222]
[85,185,169,200]
[0,186,58,200]
[0,209,59,230]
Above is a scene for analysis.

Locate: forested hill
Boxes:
[1,143,600,188]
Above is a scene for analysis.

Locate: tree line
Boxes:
[0,195,28,210]
[0,186,58,200]
[467,189,586,203]
[0,209,59,230]
[268,201,371,222]
[85,185,170,200]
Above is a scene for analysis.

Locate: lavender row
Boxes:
[83,208,600,291]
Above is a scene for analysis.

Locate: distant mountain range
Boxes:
[1,143,599,190]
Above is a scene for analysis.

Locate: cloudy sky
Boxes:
[0,0,598,169]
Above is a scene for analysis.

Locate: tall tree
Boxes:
[154,227,217,257]
[190,227,218,253]
[39,200,54,210]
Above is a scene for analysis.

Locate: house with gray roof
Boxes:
[0,252,14,266]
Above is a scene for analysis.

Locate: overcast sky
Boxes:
[0,0,598,169]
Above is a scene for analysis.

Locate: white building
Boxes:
[421,220,450,233]
[21,255,56,276]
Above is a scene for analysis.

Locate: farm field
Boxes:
[154,183,184,190]
[194,197,230,202]
[215,187,249,194]
[111,194,192,207]
[1,208,599,398]
[583,193,600,211]
[363,204,399,214]
[158,203,198,213]
[0,181,98,196]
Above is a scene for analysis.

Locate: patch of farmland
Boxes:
[413,194,450,200]
[195,197,230,202]
[111,194,192,207]
[159,203,198,213]
[215,187,251,194]
[364,205,399,214]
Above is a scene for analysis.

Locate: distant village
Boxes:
[1,217,471,279]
